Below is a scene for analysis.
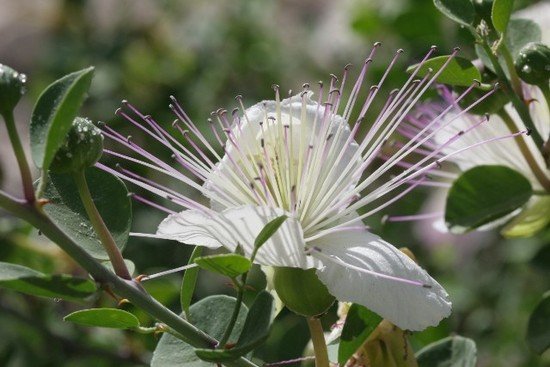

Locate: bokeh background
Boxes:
[0,0,549,366]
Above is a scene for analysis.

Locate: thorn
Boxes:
[134,274,148,283]
[37,198,50,208]
[118,298,131,307]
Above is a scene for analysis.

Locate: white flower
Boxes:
[431,86,549,192]
[96,46,511,331]
[387,84,549,234]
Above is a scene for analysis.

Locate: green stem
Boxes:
[0,190,259,367]
[540,83,550,167]
[1,111,35,203]
[500,44,524,100]
[72,170,131,280]
[498,109,550,191]
[480,41,545,151]
[306,317,329,367]
[219,276,246,347]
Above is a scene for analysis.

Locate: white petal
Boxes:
[309,228,451,331]
[154,205,320,269]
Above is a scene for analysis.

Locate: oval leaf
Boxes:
[433,0,475,26]
[30,67,94,170]
[254,215,288,251]
[492,0,514,33]
[445,165,533,232]
[151,295,248,367]
[64,308,140,329]
[527,291,550,354]
[0,262,96,301]
[194,253,251,279]
[181,246,204,317]
[43,167,131,260]
[416,335,477,367]
[407,56,481,87]
[195,292,274,362]
[338,304,383,365]
[501,196,550,238]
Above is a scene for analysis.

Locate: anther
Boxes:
[330,73,338,82]
[126,135,133,143]
[430,45,437,50]
[115,108,122,115]
[344,63,352,70]
[453,46,461,52]
[261,139,265,148]
[397,48,404,54]
[235,94,243,101]
[473,79,481,87]
[526,128,532,136]
[121,99,128,105]
[422,284,433,289]
[365,58,373,65]
[457,130,464,136]
[97,121,106,127]
[169,95,177,103]
[373,41,382,47]
[381,215,389,225]
[302,83,310,89]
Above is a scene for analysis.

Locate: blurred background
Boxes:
[0,0,549,366]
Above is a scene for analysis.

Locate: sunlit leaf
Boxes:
[30,67,94,171]
[194,253,251,278]
[407,56,481,87]
[64,308,140,329]
[501,197,550,238]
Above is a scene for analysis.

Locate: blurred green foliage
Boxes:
[0,0,548,366]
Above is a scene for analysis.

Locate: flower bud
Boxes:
[0,64,26,115]
[272,267,335,317]
[515,42,550,86]
[50,117,104,173]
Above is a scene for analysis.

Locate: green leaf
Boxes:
[475,19,541,75]
[64,308,140,329]
[491,0,514,33]
[43,167,131,260]
[194,253,251,278]
[527,291,550,354]
[433,0,475,26]
[506,19,542,57]
[254,215,288,252]
[407,56,481,87]
[416,335,477,367]
[30,67,94,171]
[501,196,550,238]
[181,246,203,317]
[0,262,96,301]
[195,291,275,362]
[151,295,248,367]
[338,304,383,365]
[445,165,532,232]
